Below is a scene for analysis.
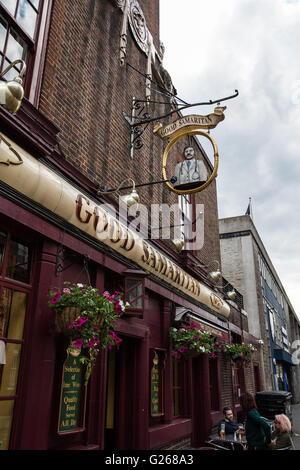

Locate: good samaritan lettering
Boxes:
[75,194,228,316]
[159,115,213,138]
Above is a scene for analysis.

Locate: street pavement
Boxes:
[292,403,300,450]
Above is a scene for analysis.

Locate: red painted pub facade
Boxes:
[0,0,262,450]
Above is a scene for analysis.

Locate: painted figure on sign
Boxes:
[173,146,208,190]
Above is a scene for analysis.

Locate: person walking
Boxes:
[271,414,293,450]
[240,392,272,450]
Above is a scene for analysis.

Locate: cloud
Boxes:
[160,0,300,320]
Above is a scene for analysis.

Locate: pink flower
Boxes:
[68,323,74,329]
[103,291,110,297]
[51,297,60,304]
[185,326,191,330]
[171,350,176,356]
[211,352,216,358]
[114,336,121,344]
[63,288,71,294]
[179,346,185,353]
[75,316,89,328]
[74,339,83,348]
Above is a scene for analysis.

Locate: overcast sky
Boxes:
[160,0,300,321]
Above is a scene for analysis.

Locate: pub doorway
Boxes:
[104,336,140,450]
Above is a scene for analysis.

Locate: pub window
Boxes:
[178,194,192,249]
[172,357,184,417]
[123,270,146,317]
[0,0,51,105]
[0,229,33,450]
[232,364,245,404]
[149,349,165,422]
[230,333,245,404]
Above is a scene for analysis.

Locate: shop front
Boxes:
[0,133,234,450]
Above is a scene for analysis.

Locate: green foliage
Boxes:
[48,282,129,384]
[222,342,256,367]
[169,324,220,359]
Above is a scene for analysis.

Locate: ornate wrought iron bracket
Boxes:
[55,246,91,283]
[123,90,239,158]
[122,96,151,158]
[124,90,239,129]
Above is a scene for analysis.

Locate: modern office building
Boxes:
[219,214,300,400]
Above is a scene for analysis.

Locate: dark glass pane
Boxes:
[16,0,37,38]
[0,231,6,274]
[0,286,11,337]
[6,239,32,284]
[126,279,143,308]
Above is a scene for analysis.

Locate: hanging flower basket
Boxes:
[48,282,129,384]
[169,324,219,359]
[55,305,82,335]
[222,342,256,367]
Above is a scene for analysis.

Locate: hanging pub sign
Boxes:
[154,106,226,141]
[58,342,86,434]
[153,107,227,196]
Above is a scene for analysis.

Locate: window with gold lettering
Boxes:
[150,350,165,420]
[0,229,32,450]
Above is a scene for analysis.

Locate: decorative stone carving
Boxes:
[128,1,148,55]
[110,0,126,8]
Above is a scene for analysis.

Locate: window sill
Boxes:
[149,418,192,449]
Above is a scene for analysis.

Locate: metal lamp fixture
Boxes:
[120,181,140,208]
[207,260,222,283]
[0,60,26,114]
[192,259,222,282]
[226,289,236,301]
[192,259,235,300]
[97,178,140,208]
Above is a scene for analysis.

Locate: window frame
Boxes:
[0,0,52,107]
[0,227,34,450]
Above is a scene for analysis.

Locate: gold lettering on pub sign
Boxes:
[58,352,84,433]
[74,194,230,318]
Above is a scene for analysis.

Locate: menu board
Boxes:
[58,349,84,433]
[151,352,159,416]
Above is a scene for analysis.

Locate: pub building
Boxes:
[0,0,262,450]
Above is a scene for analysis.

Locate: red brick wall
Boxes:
[39,0,220,266]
